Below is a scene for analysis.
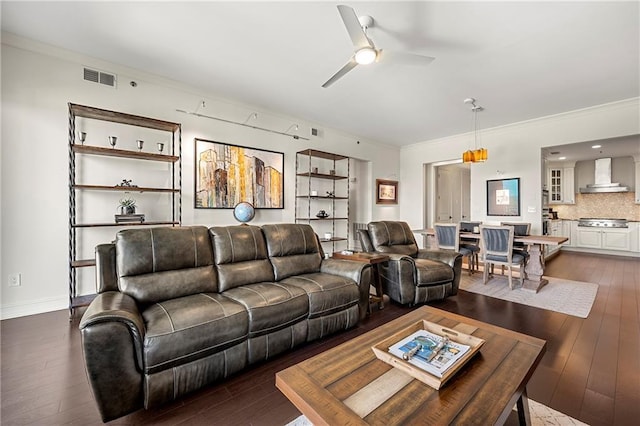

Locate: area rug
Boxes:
[459,272,598,318]
[286,399,588,425]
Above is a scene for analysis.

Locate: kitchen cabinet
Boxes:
[575,227,632,251]
[547,220,563,255]
[295,149,350,253]
[547,164,575,204]
[630,222,639,252]
[561,220,574,247]
[68,103,181,316]
[635,159,640,204]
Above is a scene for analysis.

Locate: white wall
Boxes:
[0,34,400,318]
[400,99,640,233]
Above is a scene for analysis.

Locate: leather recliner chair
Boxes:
[358,221,462,306]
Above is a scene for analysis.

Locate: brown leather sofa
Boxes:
[358,221,462,306]
[79,223,371,422]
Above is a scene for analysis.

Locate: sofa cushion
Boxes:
[142,293,248,375]
[222,282,308,337]
[117,226,217,304]
[414,258,454,287]
[281,273,360,319]
[261,224,322,280]
[367,221,419,256]
[209,225,274,292]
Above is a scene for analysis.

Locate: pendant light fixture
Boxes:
[462,98,487,163]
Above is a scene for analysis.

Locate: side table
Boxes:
[332,251,389,314]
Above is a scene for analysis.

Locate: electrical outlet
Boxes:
[8,273,21,287]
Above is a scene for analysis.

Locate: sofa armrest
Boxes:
[415,249,463,293]
[320,258,373,320]
[386,253,416,263]
[79,292,145,422]
[415,249,460,268]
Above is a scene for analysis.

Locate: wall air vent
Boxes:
[83,67,117,88]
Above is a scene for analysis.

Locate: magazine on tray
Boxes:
[388,330,471,378]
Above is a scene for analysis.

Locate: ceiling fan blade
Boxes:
[378,49,435,66]
[322,57,358,88]
[337,5,372,49]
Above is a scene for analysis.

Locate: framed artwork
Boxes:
[487,178,520,216]
[195,138,284,209]
[376,179,398,204]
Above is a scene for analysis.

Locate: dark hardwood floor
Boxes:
[1,251,638,425]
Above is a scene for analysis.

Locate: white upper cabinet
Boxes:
[547,162,575,204]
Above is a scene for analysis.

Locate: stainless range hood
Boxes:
[579,158,630,193]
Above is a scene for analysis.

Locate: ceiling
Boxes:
[543,134,640,163]
[2,1,639,147]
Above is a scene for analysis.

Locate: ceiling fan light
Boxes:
[355,47,377,65]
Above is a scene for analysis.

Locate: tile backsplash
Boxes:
[553,192,640,221]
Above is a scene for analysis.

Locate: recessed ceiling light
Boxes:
[558,156,566,160]
[592,144,602,149]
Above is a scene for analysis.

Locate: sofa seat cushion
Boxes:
[281,273,360,319]
[142,293,248,375]
[414,258,454,287]
[222,283,309,337]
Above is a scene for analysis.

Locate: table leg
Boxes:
[516,388,532,426]
[522,243,548,293]
[374,266,384,309]
[368,266,385,313]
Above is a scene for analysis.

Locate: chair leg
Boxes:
[483,262,489,284]
[507,266,514,290]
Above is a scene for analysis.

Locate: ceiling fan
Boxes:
[322,4,435,88]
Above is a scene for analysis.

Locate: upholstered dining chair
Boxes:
[479,225,527,290]
[459,221,482,272]
[500,222,531,245]
[434,223,478,275]
[500,222,532,265]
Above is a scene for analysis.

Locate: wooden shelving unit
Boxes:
[295,149,350,251]
[68,103,181,317]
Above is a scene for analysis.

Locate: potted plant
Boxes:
[118,197,137,215]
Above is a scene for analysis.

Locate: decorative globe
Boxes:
[233,201,255,224]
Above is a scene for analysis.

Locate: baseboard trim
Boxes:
[1,296,67,320]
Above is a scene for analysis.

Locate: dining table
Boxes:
[414,229,568,293]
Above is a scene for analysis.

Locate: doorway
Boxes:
[435,163,471,223]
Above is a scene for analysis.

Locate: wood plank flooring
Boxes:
[1,251,638,425]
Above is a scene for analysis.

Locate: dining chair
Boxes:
[500,222,532,261]
[459,221,482,272]
[479,225,527,289]
[434,223,478,275]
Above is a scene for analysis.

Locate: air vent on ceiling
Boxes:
[83,67,117,88]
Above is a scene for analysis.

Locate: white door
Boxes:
[461,168,471,221]
[436,168,453,222]
[436,164,471,223]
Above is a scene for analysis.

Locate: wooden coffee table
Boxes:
[276,306,546,425]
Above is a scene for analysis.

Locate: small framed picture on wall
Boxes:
[376,179,398,205]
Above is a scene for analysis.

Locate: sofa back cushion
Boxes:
[261,224,322,281]
[209,225,274,292]
[116,226,216,304]
[367,221,418,256]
